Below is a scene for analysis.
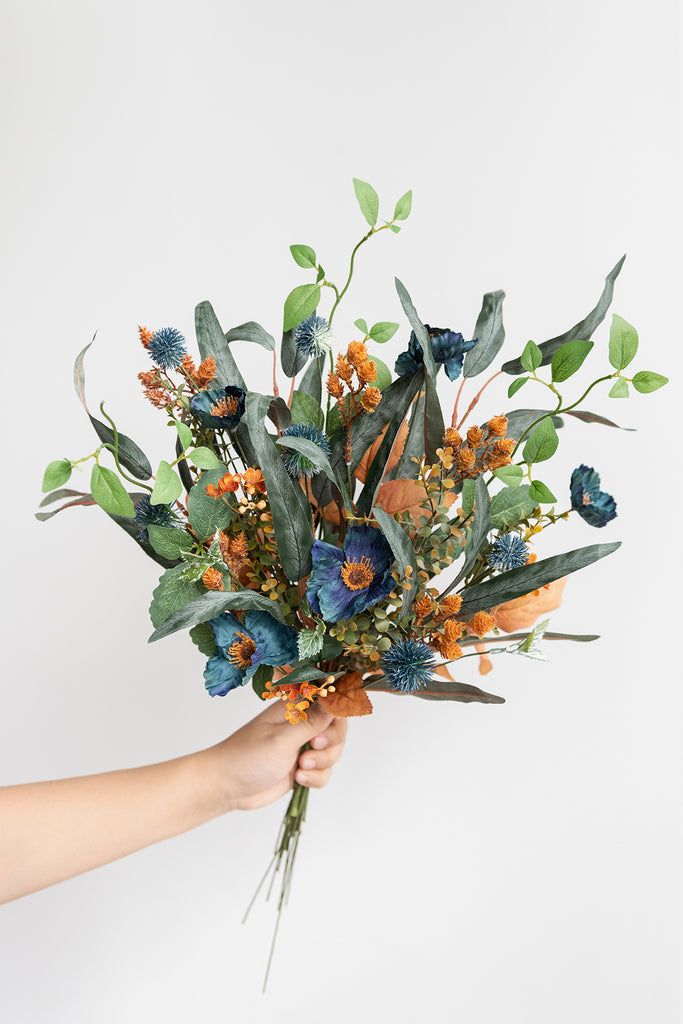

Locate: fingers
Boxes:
[310,715,348,751]
[298,742,343,772]
[295,766,331,789]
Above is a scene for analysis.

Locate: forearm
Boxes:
[0,746,228,904]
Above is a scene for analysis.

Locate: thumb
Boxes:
[280,700,333,750]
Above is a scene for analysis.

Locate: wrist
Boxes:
[185,741,238,820]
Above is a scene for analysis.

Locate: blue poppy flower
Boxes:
[381,639,436,693]
[280,423,332,478]
[394,325,477,381]
[190,386,246,430]
[570,465,617,528]
[488,532,529,572]
[293,314,333,358]
[203,610,299,697]
[306,524,394,623]
[149,327,187,369]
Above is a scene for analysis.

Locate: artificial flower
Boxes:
[293,314,333,358]
[570,465,617,527]
[279,423,332,478]
[306,524,394,622]
[204,610,298,697]
[191,385,246,430]
[381,639,436,693]
[394,325,477,381]
[134,494,178,539]
[148,327,187,369]
[488,533,529,572]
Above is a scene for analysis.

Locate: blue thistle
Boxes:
[134,495,178,540]
[488,532,529,572]
[293,314,333,358]
[570,465,617,528]
[381,639,436,693]
[148,327,187,369]
[280,423,332,478]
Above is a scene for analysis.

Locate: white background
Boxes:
[1,2,681,1021]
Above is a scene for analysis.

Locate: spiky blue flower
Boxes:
[134,494,178,540]
[570,465,617,528]
[293,314,333,358]
[148,327,187,369]
[381,639,436,693]
[488,532,529,572]
[280,423,332,478]
[395,325,477,382]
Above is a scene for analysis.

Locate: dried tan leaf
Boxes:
[494,577,566,633]
[323,672,373,717]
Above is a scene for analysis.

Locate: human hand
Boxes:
[197,700,348,813]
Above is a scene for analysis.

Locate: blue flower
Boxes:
[280,423,332,478]
[293,314,333,358]
[203,610,299,697]
[394,325,477,382]
[488,532,529,572]
[381,639,436,693]
[134,494,178,539]
[306,524,394,623]
[148,327,187,369]
[190,386,246,430]
[570,465,617,528]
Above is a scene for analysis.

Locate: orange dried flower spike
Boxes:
[360,386,381,412]
[468,610,497,637]
[202,567,224,591]
[138,325,154,348]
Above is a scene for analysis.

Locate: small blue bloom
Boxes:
[381,639,436,693]
[190,386,246,430]
[394,325,477,382]
[293,314,333,358]
[203,610,299,697]
[570,465,617,528]
[280,423,332,478]
[306,524,394,623]
[488,532,529,572]
[148,327,187,369]
[134,494,178,539]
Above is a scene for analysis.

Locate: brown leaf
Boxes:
[375,478,456,524]
[475,642,493,675]
[494,577,566,633]
[323,672,373,717]
[354,419,410,483]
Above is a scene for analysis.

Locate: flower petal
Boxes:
[204,655,245,696]
[244,611,299,668]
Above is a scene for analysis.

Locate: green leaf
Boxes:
[276,434,350,509]
[291,390,324,429]
[188,446,222,470]
[451,476,491,588]
[520,340,542,373]
[195,301,246,390]
[373,507,418,619]
[348,372,423,471]
[297,356,324,404]
[368,321,400,344]
[529,480,557,503]
[150,461,183,506]
[632,370,669,394]
[73,337,153,480]
[494,464,524,486]
[289,244,317,269]
[148,566,205,629]
[276,663,330,685]
[502,256,626,375]
[463,290,505,378]
[394,278,436,378]
[283,283,321,333]
[608,314,639,370]
[297,628,324,661]
[175,420,193,448]
[393,190,412,221]
[505,409,563,440]
[354,318,369,335]
[90,464,135,517]
[458,542,621,616]
[252,664,274,699]
[508,377,529,399]
[564,409,634,430]
[148,588,284,641]
[189,621,218,657]
[224,321,275,351]
[352,177,379,226]
[490,484,536,529]
[551,339,593,382]
[366,676,505,705]
[188,468,234,541]
[366,354,392,390]
[461,478,476,517]
[523,418,559,464]
[608,378,629,399]
[147,525,194,560]
[244,393,313,581]
[42,459,72,493]
[388,224,401,234]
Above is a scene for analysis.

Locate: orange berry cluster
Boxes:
[263,677,336,725]
[436,416,515,478]
[413,589,497,662]
[326,341,382,414]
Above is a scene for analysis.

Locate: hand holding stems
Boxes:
[0,702,347,906]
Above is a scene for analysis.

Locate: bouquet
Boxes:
[37,179,668,982]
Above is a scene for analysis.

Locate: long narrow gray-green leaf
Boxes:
[276,435,351,510]
[366,676,505,704]
[451,476,491,588]
[196,301,246,390]
[149,588,284,642]
[464,290,506,377]
[501,255,626,375]
[458,541,621,616]
[224,321,275,351]
[373,507,418,619]
[395,278,436,378]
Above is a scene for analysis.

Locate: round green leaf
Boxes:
[90,464,135,517]
[520,341,542,373]
[608,314,639,371]
[42,459,72,493]
[523,418,559,464]
[354,318,369,335]
[175,421,193,448]
[289,244,317,269]
[494,464,524,486]
[608,377,629,399]
[632,370,669,394]
[367,355,392,391]
[529,480,557,503]
[189,446,223,470]
[150,460,183,506]
[369,321,399,344]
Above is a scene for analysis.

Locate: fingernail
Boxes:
[301,755,316,769]
[312,736,329,750]
[296,770,308,785]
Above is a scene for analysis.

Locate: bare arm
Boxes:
[0,701,346,904]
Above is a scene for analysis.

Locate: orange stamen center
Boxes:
[210,396,239,417]
[227,632,257,668]
[582,493,592,506]
[340,556,374,591]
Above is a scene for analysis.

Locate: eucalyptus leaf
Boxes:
[523,418,559,464]
[373,507,418,618]
[463,290,505,377]
[148,587,285,641]
[393,190,412,221]
[564,410,634,430]
[352,177,379,226]
[458,541,621,616]
[395,278,436,378]
[91,464,135,518]
[289,244,317,269]
[150,461,183,506]
[283,284,321,333]
[42,459,72,492]
[224,321,275,351]
[632,370,669,394]
[188,446,222,470]
[196,301,246,390]
[369,321,400,344]
[529,480,557,503]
